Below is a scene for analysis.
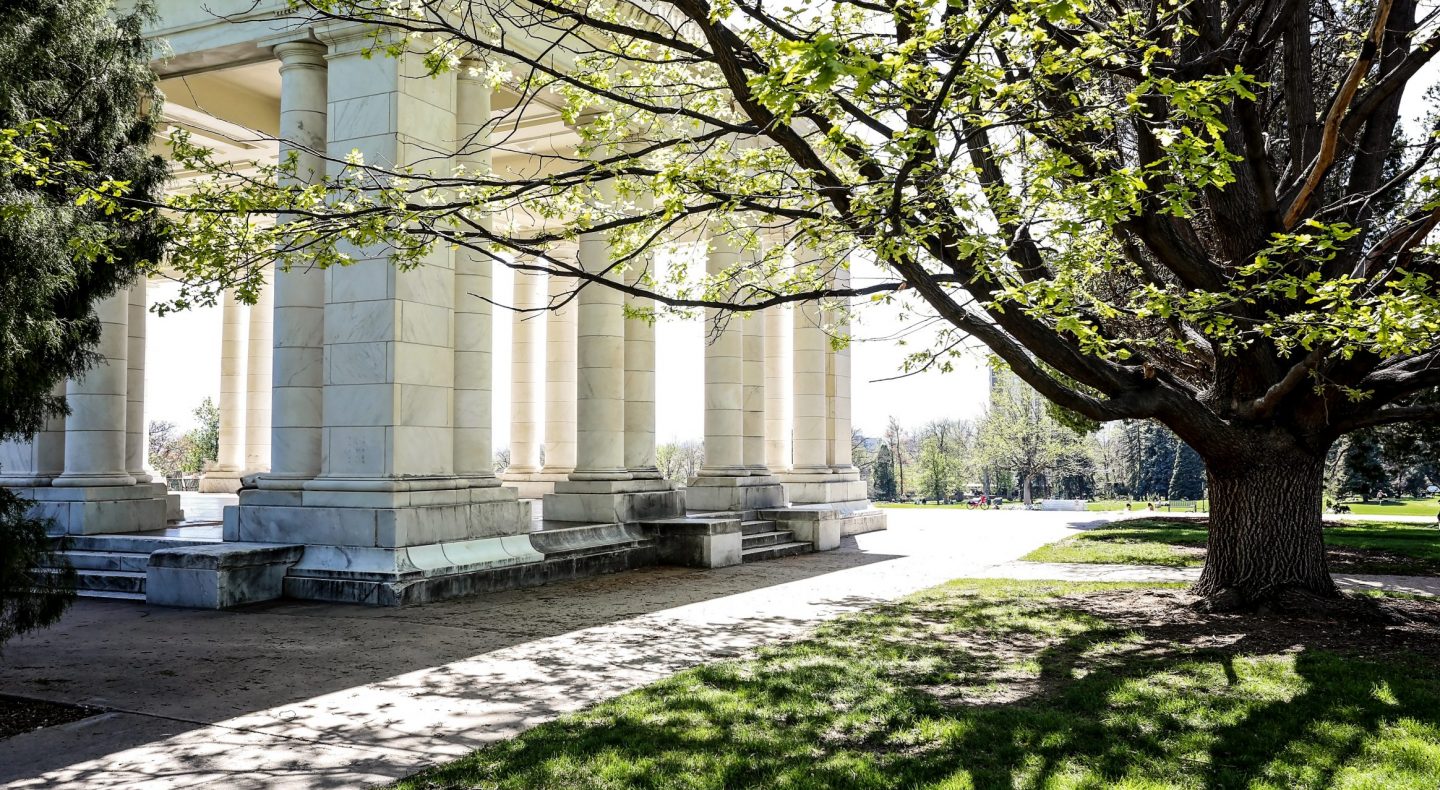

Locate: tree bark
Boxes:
[1194,446,1337,607]
[1022,474,1033,507]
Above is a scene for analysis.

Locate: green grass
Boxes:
[1024,519,1210,567]
[1339,499,1440,518]
[394,579,1440,789]
[1022,518,1440,576]
[1087,500,1209,512]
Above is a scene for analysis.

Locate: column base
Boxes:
[198,468,244,494]
[499,471,570,499]
[223,482,542,606]
[543,477,685,524]
[13,482,169,535]
[684,474,787,513]
[778,472,870,512]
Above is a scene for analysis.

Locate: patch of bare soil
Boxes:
[0,694,99,740]
[1057,588,1440,663]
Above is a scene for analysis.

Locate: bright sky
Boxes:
[146,53,1439,440]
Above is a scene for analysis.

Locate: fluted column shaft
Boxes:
[244,277,274,473]
[698,233,746,476]
[742,313,766,471]
[264,40,327,488]
[454,65,496,484]
[623,253,660,478]
[54,289,133,487]
[791,296,830,473]
[570,181,630,481]
[506,272,545,474]
[542,269,577,474]
[217,289,249,473]
[827,267,855,471]
[763,305,791,472]
[125,282,152,483]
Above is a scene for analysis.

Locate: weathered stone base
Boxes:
[287,523,655,606]
[215,481,542,606]
[16,482,169,535]
[198,469,243,494]
[639,516,743,568]
[684,475,787,513]
[543,478,685,523]
[499,471,569,499]
[147,543,304,608]
[779,474,870,512]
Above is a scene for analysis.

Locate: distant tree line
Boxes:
[147,398,220,478]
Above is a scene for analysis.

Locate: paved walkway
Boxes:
[982,561,1440,597]
[0,509,1097,789]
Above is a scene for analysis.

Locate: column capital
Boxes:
[273,40,327,70]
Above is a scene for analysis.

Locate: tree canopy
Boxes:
[0,0,167,648]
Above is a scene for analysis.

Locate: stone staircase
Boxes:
[41,534,220,601]
[739,518,811,563]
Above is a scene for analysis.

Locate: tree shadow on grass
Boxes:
[396,582,1440,789]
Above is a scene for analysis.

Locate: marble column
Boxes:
[790,295,830,475]
[503,270,545,483]
[827,267,856,474]
[125,282,152,483]
[200,289,248,492]
[780,260,869,511]
[224,38,535,606]
[0,384,65,487]
[684,229,786,512]
[453,64,497,487]
[541,268,577,476]
[262,40,327,488]
[569,184,629,482]
[542,179,683,524]
[696,233,746,478]
[244,276,274,474]
[54,290,133,489]
[742,312,766,474]
[623,241,660,479]
[763,304,791,473]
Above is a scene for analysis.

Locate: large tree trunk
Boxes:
[1194,444,1337,607]
[1022,474,1033,507]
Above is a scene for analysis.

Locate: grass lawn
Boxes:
[395,579,1440,789]
[1087,499,1209,512]
[1023,518,1440,576]
[1340,499,1440,518]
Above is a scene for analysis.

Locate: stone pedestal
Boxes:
[684,474,787,513]
[778,471,870,512]
[19,482,169,536]
[500,471,569,500]
[543,478,685,524]
[227,482,539,605]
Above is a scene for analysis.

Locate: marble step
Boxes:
[61,535,216,554]
[740,520,775,536]
[40,568,147,596]
[741,541,811,563]
[741,530,796,549]
[74,589,147,602]
[58,550,151,574]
